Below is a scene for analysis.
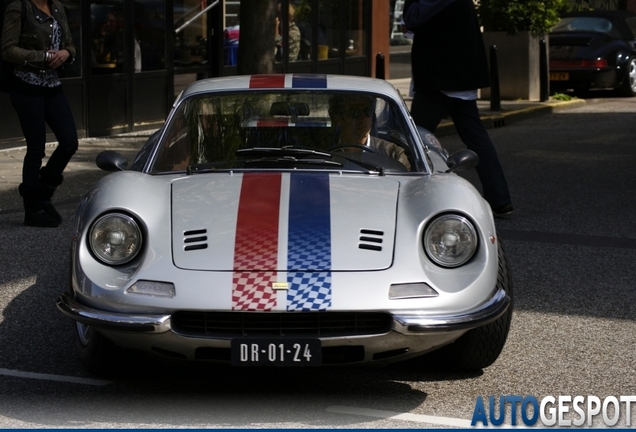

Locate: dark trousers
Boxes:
[410,90,511,208]
[10,89,78,187]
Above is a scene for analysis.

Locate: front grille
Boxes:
[172,311,392,337]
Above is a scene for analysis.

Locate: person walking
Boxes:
[1,0,78,227]
[403,0,513,217]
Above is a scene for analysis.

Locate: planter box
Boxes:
[481,31,547,101]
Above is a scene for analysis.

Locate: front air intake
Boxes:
[172,312,392,337]
[358,229,383,251]
[184,228,208,251]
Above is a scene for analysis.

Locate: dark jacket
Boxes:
[404,0,490,92]
[1,0,75,73]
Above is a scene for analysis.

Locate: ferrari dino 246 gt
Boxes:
[57,74,513,375]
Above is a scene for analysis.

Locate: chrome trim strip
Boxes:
[56,292,172,334]
[57,287,509,337]
[392,287,510,334]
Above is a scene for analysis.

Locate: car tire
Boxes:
[418,239,514,372]
[617,56,636,97]
[72,319,120,377]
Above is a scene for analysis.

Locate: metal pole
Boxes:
[539,38,549,102]
[490,45,501,112]
[175,0,220,35]
[375,52,385,80]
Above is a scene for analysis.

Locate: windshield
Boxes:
[149,91,419,174]
[552,17,621,37]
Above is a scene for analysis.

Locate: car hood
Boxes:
[171,172,399,271]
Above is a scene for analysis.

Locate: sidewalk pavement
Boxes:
[388,78,587,137]
[0,77,586,216]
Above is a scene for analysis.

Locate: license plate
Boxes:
[550,72,569,81]
[231,338,322,366]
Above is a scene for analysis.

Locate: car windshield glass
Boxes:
[149,90,418,174]
[552,17,619,37]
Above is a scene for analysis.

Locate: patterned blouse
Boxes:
[14,17,62,88]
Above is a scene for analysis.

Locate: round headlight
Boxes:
[423,214,478,268]
[89,213,142,265]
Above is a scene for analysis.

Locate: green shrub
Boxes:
[551,92,574,101]
[477,0,569,34]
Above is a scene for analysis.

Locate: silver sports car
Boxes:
[57,74,513,375]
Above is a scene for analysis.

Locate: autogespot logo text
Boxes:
[471,395,636,427]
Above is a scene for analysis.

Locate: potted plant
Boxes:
[477,0,569,101]
[478,0,567,34]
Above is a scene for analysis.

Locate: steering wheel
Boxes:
[328,143,379,154]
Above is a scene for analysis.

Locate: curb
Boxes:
[434,98,587,137]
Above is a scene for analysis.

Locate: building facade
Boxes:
[0,0,389,143]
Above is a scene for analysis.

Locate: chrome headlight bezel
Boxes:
[423,213,478,268]
[88,212,143,266]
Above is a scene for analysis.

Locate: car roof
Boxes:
[563,10,636,20]
[175,74,403,105]
[554,10,636,38]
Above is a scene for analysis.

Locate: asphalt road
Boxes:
[0,96,635,428]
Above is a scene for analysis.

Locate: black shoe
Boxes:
[39,190,63,224]
[24,208,61,227]
[38,167,64,224]
[493,203,514,218]
[19,183,61,228]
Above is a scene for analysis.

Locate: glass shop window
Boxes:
[344,0,366,58]
[318,0,340,60]
[90,1,125,74]
[133,0,167,72]
[174,0,209,67]
[57,0,82,78]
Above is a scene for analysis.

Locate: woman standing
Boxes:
[1,0,78,227]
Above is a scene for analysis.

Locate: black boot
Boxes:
[19,183,61,228]
[38,167,64,224]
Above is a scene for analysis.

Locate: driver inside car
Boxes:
[328,94,411,171]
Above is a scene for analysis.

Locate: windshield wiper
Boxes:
[236,147,334,158]
[334,154,386,176]
[242,156,343,168]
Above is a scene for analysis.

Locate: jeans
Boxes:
[10,89,78,187]
[410,90,511,209]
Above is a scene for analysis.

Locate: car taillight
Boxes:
[550,59,609,68]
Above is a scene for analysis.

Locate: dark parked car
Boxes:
[549,10,636,96]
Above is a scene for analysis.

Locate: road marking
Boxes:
[0,368,112,386]
[326,405,474,428]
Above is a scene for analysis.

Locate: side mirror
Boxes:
[445,149,478,173]
[96,150,128,172]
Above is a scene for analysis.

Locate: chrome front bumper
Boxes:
[56,287,510,336]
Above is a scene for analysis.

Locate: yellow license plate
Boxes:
[550,72,569,81]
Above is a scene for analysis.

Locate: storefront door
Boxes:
[87,0,168,136]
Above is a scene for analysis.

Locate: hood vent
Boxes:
[184,229,208,251]
[359,229,384,252]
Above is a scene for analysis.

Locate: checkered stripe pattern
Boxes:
[286,173,332,311]
[287,272,332,311]
[232,228,278,310]
[232,173,281,311]
[287,225,331,269]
